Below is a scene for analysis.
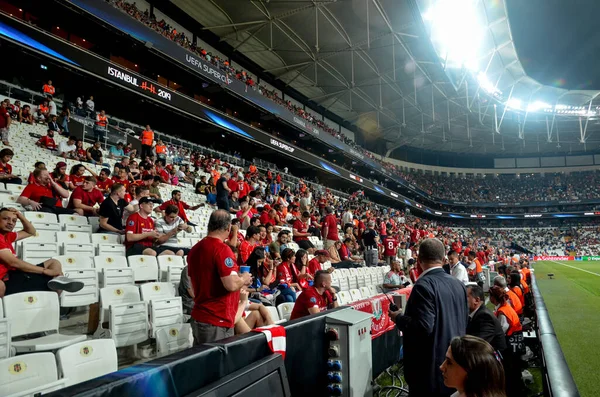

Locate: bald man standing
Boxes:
[389,238,468,397]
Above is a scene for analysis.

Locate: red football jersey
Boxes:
[383,237,398,257]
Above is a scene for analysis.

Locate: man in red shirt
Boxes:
[0,208,83,297]
[237,225,260,266]
[156,190,202,226]
[67,176,104,216]
[36,129,57,151]
[96,168,113,194]
[383,234,399,265]
[451,240,463,254]
[290,270,339,320]
[321,206,339,250]
[237,175,251,199]
[155,160,170,183]
[188,209,252,344]
[307,250,333,277]
[125,197,161,256]
[17,169,73,215]
[293,211,315,254]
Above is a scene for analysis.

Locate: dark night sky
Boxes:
[506,0,600,90]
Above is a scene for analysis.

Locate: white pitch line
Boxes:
[548,260,600,277]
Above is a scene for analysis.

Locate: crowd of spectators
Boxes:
[110,0,600,210]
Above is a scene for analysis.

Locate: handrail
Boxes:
[530,271,580,397]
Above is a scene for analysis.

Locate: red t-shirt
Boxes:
[67,186,104,213]
[157,168,169,183]
[0,162,12,176]
[292,219,309,241]
[70,175,85,188]
[0,232,17,279]
[227,179,239,194]
[20,181,62,207]
[476,251,487,265]
[259,212,271,226]
[238,239,256,266]
[125,213,155,248]
[322,214,339,241]
[383,237,398,257]
[188,236,240,328]
[452,241,463,254]
[290,286,328,320]
[307,257,322,277]
[158,199,191,222]
[96,178,113,192]
[0,107,9,129]
[238,181,250,199]
[37,136,56,150]
[276,262,298,285]
[111,177,129,190]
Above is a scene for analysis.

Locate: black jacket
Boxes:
[395,267,468,397]
[466,304,507,352]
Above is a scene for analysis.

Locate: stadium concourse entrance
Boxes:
[46,307,401,397]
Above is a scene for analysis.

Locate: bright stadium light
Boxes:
[477,72,502,96]
[424,0,484,71]
[506,98,522,110]
[527,101,552,112]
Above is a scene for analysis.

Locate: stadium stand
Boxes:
[0,5,590,394]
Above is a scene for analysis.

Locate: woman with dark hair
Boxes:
[489,285,525,397]
[508,271,525,308]
[440,335,506,397]
[69,164,86,189]
[276,248,302,302]
[51,161,72,190]
[294,249,313,287]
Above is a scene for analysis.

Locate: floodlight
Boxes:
[425,0,483,71]
[526,101,552,112]
[506,98,522,110]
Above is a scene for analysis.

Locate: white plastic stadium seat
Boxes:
[367,285,379,297]
[52,255,98,307]
[21,242,59,263]
[97,286,149,348]
[140,283,183,337]
[266,306,286,325]
[157,255,185,282]
[155,323,193,357]
[92,234,121,245]
[277,302,295,321]
[349,289,362,303]
[56,339,118,387]
[94,255,133,287]
[0,353,67,397]
[58,214,88,226]
[24,211,57,224]
[337,291,351,305]
[128,255,159,282]
[2,292,86,353]
[0,318,9,360]
[64,224,93,234]
[97,243,126,256]
[57,232,94,256]
[359,286,372,298]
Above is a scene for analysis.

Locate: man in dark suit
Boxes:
[390,238,468,397]
[466,285,507,353]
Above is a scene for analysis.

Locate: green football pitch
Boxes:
[533,260,600,397]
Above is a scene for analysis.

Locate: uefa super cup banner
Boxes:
[533,256,575,261]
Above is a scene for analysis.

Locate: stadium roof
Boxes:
[172,0,600,156]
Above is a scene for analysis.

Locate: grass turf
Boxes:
[533,260,600,397]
